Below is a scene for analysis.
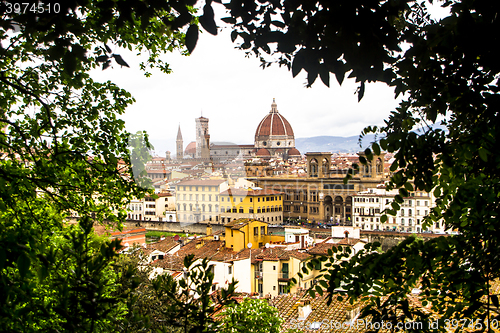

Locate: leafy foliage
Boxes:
[0,0,221,331]
[117,253,237,333]
[223,0,500,330]
[217,298,282,333]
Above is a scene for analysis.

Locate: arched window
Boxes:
[310,158,318,177]
[322,158,329,175]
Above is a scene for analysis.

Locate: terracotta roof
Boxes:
[255,247,290,261]
[288,148,301,156]
[255,100,294,139]
[146,169,168,174]
[256,148,271,156]
[224,218,267,230]
[93,224,145,238]
[287,250,312,260]
[210,247,240,262]
[185,141,196,154]
[308,242,341,256]
[337,238,363,246]
[175,239,225,260]
[148,237,180,253]
[271,291,366,332]
[152,254,185,271]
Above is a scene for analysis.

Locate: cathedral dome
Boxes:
[256,148,271,156]
[288,148,301,156]
[255,99,294,140]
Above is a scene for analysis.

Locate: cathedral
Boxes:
[176,99,301,161]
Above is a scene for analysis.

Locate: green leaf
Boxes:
[478,147,488,162]
[372,142,381,155]
[185,24,199,54]
[292,50,305,77]
[96,55,108,63]
[357,81,365,102]
[221,17,236,24]
[199,4,217,35]
[112,54,130,67]
[230,30,238,43]
[404,182,414,192]
[17,252,31,278]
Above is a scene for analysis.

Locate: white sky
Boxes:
[90,5,403,156]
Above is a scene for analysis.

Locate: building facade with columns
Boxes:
[248,152,387,224]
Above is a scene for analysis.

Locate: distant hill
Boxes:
[295,134,376,154]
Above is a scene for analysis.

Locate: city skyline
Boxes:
[89,4,401,156]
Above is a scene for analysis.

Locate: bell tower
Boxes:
[176,124,183,160]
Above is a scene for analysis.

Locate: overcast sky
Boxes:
[90,5,405,156]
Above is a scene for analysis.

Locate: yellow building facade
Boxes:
[224,219,284,251]
[219,188,284,224]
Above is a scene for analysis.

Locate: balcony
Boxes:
[255,271,263,279]
[278,272,290,280]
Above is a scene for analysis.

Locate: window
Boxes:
[228,266,232,274]
[261,226,265,235]
[254,227,258,236]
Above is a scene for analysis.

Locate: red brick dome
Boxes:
[256,148,271,156]
[255,99,294,140]
[185,141,196,155]
[288,148,301,156]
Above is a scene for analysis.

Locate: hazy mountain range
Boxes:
[295,134,376,154]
